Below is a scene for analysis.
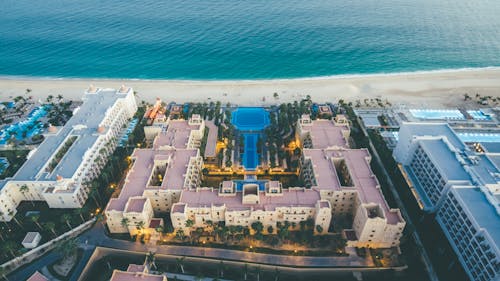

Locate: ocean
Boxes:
[1,0,500,80]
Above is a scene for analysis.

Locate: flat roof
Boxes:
[418,139,470,181]
[110,270,164,281]
[22,232,41,244]
[302,120,348,149]
[106,141,197,212]
[153,120,200,149]
[180,188,320,211]
[454,187,500,249]
[400,122,466,151]
[481,142,500,153]
[125,198,147,213]
[26,271,49,281]
[3,88,131,183]
[304,148,402,224]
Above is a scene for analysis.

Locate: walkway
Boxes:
[79,224,374,268]
[8,221,383,280]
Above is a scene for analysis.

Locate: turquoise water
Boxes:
[232,108,270,131]
[1,0,500,79]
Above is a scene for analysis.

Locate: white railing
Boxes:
[0,218,96,275]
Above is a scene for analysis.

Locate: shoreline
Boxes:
[1,68,500,107]
[1,66,500,83]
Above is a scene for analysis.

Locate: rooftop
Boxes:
[153,120,201,149]
[22,232,41,244]
[303,148,402,224]
[0,88,133,189]
[125,198,147,213]
[418,139,470,181]
[454,186,500,250]
[301,119,348,149]
[180,188,320,211]
[110,271,165,281]
[106,142,198,213]
[26,271,49,281]
[399,122,466,151]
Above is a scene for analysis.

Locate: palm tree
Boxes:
[8,211,22,229]
[217,260,225,278]
[176,229,185,240]
[136,221,145,232]
[176,256,185,273]
[185,219,194,228]
[89,182,102,208]
[254,266,262,281]
[145,251,157,270]
[0,211,11,232]
[74,207,88,223]
[2,241,17,259]
[61,213,72,229]
[0,266,8,281]
[30,214,42,230]
[273,268,280,281]
[19,184,35,206]
[56,238,78,259]
[243,263,249,281]
[121,218,130,229]
[43,221,57,237]
[95,213,105,227]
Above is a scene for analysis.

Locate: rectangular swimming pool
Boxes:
[467,110,491,121]
[242,133,259,170]
[409,109,465,120]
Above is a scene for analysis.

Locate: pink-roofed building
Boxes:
[105,115,204,236]
[26,271,49,281]
[296,114,350,149]
[107,110,403,248]
[109,263,167,281]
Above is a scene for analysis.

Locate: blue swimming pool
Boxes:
[119,118,139,146]
[242,133,259,170]
[0,106,49,145]
[231,107,270,131]
[467,110,491,121]
[457,133,500,143]
[233,179,267,191]
[231,108,270,170]
[0,157,9,174]
[409,109,465,120]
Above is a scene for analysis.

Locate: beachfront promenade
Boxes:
[8,222,381,281]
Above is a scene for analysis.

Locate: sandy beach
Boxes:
[1,69,500,107]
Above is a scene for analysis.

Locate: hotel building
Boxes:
[394,123,500,281]
[107,112,404,249]
[109,264,167,281]
[0,86,137,222]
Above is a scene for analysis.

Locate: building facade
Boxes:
[394,123,500,281]
[0,86,137,222]
[107,112,404,249]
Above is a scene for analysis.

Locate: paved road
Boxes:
[6,252,61,281]
[9,213,380,280]
[78,223,374,268]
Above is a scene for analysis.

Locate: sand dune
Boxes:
[1,69,500,107]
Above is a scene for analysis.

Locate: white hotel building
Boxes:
[0,86,137,222]
[394,123,500,281]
